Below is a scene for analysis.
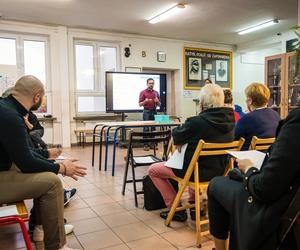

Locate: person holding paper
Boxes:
[139,78,161,151]
[149,84,235,222]
[207,108,300,250]
[235,83,280,150]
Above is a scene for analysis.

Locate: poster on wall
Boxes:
[183,47,232,89]
[0,66,19,95]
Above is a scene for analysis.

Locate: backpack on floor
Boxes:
[143,175,178,211]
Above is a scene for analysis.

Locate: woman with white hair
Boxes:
[148,84,235,222]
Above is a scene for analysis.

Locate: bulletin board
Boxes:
[183,47,232,90]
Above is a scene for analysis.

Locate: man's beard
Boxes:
[31,97,42,111]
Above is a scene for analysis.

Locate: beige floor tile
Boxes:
[130,209,159,221]
[101,211,139,227]
[78,188,106,199]
[102,244,130,250]
[112,222,156,242]
[84,194,115,206]
[64,207,97,222]
[126,235,177,250]
[77,229,122,250]
[92,202,127,216]
[161,226,198,249]
[143,218,175,234]
[72,217,108,235]
[65,235,84,249]
[64,197,89,211]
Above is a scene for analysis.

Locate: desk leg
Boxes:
[92,126,97,166]
[98,126,107,171]
[111,128,120,176]
[104,127,112,171]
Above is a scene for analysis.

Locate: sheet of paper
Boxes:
[134,156,156,164]
[56,155,65,160]
[0,205,18,218]
[165,143,188,170]
[227,150,266,170]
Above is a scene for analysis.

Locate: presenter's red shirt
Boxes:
[139,88,160,110]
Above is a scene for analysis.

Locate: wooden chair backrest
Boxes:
[249,136,275,151]
[181,138,245,183]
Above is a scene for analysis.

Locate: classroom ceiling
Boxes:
[0,0,297,45]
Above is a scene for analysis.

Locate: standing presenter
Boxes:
[139,78,161,151]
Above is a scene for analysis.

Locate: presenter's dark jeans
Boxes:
[143,109,157,133]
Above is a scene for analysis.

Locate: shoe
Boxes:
[64,188,77,206]
[59,245,80,250]
[150,144,158,150]
[160,210,187,222]
[190,206,207,221]
[143,145,150,151]
[64,224,74,235]
[32,225,44,242]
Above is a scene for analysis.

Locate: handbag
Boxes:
[143,175,178,211]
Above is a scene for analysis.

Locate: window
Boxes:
[0,38,16,65]
[75,44,95,90]
[74,41,119,115]
[24,40,47,84]
[0,34,50,113]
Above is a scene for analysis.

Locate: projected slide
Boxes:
[112,74,160,110]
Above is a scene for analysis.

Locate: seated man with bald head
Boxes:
[0,75,86,250]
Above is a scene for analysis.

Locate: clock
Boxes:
[157,51,166,62]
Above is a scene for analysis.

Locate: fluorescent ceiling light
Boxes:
[149,4,186,24]
[238,19,279,35]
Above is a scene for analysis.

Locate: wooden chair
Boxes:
[122,130,171,207]
[277,186,300,249]
[249,136,275,151]
[165,138,245,247]
[0,201,32,250]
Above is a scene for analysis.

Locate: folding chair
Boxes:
[0,201,32,250]
[277,185,300,249]
[165,138,245,247]
[249,136,275,151]
[122,130,171,207]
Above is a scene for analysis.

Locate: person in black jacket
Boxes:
[149,84,235,222]
[0,75,86,250]
[207,108,300,250]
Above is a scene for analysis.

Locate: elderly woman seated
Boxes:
[235,82,280,150]
[148,84,235,222]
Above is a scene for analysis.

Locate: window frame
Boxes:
[74,39,120,115]
[0,32,51,114]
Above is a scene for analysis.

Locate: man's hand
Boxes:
[23,114,33,130]
[175,145,182,153]
[144,98,149,104]
[236,159,254,173]
[48,148,62,159]
[59,159,87,180]
[154,97,159,103]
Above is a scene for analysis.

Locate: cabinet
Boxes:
[265,52,299,118]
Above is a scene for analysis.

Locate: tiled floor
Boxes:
[0,145,215,250]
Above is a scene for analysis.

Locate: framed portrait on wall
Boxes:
[216,60,228,82]
[188,57,202,80]
[183,47,232,90]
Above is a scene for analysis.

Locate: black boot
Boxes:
[160,210,187,222]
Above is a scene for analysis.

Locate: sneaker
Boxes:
[64,224,74,235]
[59,245,80,250]
[143,145,150,151]
[160,210,187,222]
[32,225,44,242]
[64,188,77,206]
